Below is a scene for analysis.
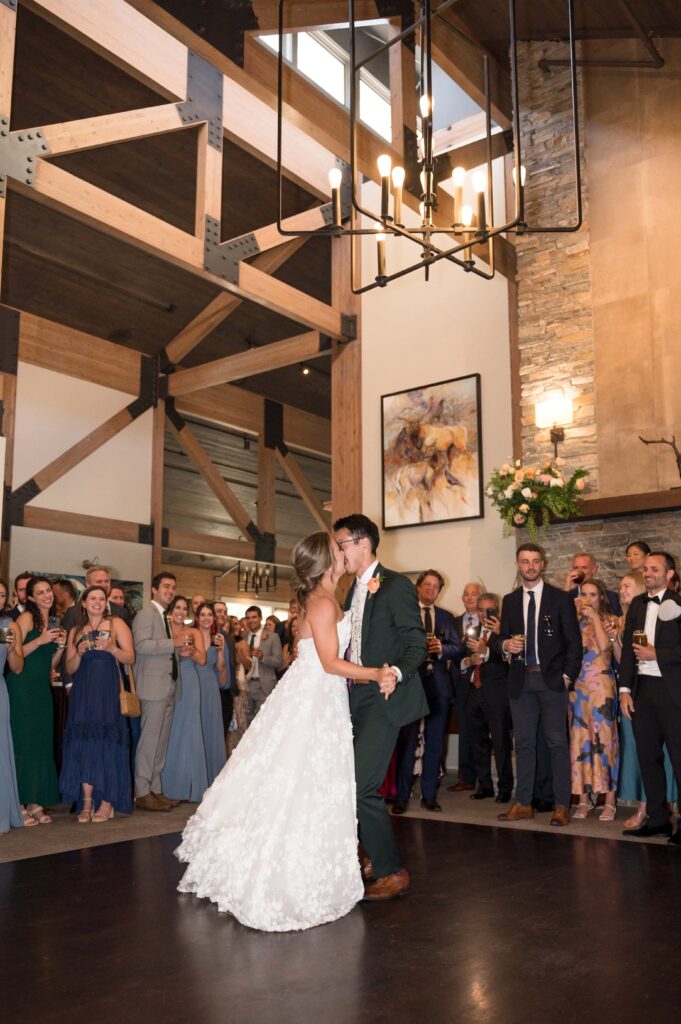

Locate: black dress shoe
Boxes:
[420,798,441,812]
[531,799,554,813]
[470,789,495,800]
[668,831,681,846]
[495,792,512,803]
[622,823,672,838]
[391,800,408,815]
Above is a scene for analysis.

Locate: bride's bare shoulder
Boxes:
[305,590,342,624]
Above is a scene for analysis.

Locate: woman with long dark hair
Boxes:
[0,582,28,831]
[6,577,64,824]
[60,585,135,822]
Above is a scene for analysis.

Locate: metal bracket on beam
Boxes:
[0,1,18,11]
[403,125,420,198]
[0,119,51,198]
[263,399,284,452]
[4,478,40,535]
[204,215,260,283]
[341,314,358,342]
[0,305,20,373]
[165,399,186,433]
[246,521,277,564]
[176,50,224,151]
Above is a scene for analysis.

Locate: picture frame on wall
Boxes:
[381,372,483,530]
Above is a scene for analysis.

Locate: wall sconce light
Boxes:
[535,388,574,459]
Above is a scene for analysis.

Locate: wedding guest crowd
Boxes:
[2,536,680,849]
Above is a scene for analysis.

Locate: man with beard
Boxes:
[495,543,582,827]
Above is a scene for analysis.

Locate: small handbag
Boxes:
[111,617,141,718]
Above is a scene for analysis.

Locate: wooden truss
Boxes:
[0,0,514,576]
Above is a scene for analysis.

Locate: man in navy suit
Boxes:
[495,543,582,827]
[393,570,463,813]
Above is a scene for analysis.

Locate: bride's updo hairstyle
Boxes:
[291,531,334,609]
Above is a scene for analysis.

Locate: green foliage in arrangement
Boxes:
[486,458,589,539]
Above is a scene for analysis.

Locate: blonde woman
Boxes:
[176,531,396,932]
[615,572,678,827]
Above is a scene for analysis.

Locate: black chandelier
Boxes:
[237,561,278,596]
[276,0,583,294]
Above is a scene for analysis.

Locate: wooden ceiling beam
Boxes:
[250,1,381,32]
[164,528,293,567]
[23,505,143,544]
[35,103,186,157]
[275,447,330,533]
[168,331,327,398]
[163,235,308,365]
[431,11,512,130]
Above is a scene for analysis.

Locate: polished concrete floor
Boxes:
[1,818,680,1024]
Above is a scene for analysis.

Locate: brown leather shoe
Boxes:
[446,781,475,792]
[550,805,570,827]
[136,793,170,812]
[360,856,374,882]
[153,792,181,809]
[363,868,411,901]
[497,802,535,822]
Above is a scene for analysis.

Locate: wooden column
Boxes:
[331,234,362,520]
[257,443,276,537]
[150,397,165,575]
[389,22,417,161]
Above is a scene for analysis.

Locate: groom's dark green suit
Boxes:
[345,563,428,878]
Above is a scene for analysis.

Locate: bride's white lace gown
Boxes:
[176,611,364,931]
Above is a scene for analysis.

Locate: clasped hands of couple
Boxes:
[376,664,398,699]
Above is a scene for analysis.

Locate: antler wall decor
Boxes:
[639,435,681,480]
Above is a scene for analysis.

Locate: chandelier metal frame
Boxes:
[275,0,583,294]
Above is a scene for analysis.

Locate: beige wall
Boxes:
[584,40,681,496]
[360,183,517,613]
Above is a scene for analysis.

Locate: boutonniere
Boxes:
[366,574,385,598]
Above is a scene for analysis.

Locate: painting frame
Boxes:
[381,372,484,531]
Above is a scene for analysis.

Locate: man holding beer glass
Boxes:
[619,551,681,842]
[495,543,582,827]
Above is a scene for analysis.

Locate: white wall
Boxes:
[9,362,154,596]
[361,182,516,613]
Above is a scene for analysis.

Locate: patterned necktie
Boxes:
[163,611,179,681]
[423,606,434,674]
[526,591,537,667]
[350,581,367,665]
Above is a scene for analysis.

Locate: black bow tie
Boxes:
[644,595,661,605]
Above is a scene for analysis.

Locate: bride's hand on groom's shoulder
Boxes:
[377,664,397,699]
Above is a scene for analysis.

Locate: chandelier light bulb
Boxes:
[452,166,466,188]
[419,93,431,118]
[391,166,406,188]
[472,169,487,193]
[377,154,392,178]
[328,167,343,190]
[512,164,527,186]
[460,204,474,227]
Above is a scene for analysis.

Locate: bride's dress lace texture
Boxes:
[176,611,363,931]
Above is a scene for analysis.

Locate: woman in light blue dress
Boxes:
[0,606,31,832]
[161,596,208,802]
[195,603,228,784]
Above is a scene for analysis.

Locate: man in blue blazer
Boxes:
[494,543,582,827]
[393,570,463,813]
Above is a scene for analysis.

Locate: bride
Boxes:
[175,530,397,931]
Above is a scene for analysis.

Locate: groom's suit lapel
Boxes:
[361,563,383,652]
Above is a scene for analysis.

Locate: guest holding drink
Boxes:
[0,611,29,831]
[195,602,227,784]
[161,596,208,801]
[282,615,300,669]
[60,586,135,822]
[6,577,64,824]
[565,552,622,615]
[619,552,681,841]
[570,581,619,820]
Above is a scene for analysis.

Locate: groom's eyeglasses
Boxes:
[337,536,361,551]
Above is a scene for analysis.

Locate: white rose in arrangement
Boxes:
[549,477,564,487]
[504,484,516,498]
[521,487,533,498]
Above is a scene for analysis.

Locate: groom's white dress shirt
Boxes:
[350,560,378,664]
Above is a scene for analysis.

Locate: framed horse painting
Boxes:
[381,373,483,529]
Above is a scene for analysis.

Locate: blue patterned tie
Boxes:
[526,591,537,667]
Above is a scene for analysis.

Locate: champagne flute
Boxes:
[511,633,526,663]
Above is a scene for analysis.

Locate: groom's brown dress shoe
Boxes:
[550,805,570,827]
[153,792,181,809]
[360,856,374,882]
[363,868,411,901]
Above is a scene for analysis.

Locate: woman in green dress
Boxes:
[7,576,65,824]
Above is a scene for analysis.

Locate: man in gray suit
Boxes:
[243,605,283,725]
[133,572,183,812]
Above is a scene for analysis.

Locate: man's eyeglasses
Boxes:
[337,536,361,551]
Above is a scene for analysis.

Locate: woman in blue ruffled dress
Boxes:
[60,585,135,822]
[0,595,28,833]
[161,596,208,801]
[195,602,227,784]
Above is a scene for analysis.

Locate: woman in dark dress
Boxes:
[60,585,135,822]
[6,577,64,824]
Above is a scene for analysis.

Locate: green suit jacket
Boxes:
[345,563,429,728]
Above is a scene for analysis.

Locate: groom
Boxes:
[334,513,428,900]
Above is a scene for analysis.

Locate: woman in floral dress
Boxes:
[570,580,619,821]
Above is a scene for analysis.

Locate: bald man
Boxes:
[447,582,481,792]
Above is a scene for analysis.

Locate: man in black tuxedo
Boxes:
[495,543,582,827]
[461,592,513,803]
[393,569,462,814]
[565,551,622,615]
[619,551,681,843]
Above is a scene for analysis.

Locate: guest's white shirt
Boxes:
[637,588,665,678]
[248,626,264,678]
[151,600,166,619]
